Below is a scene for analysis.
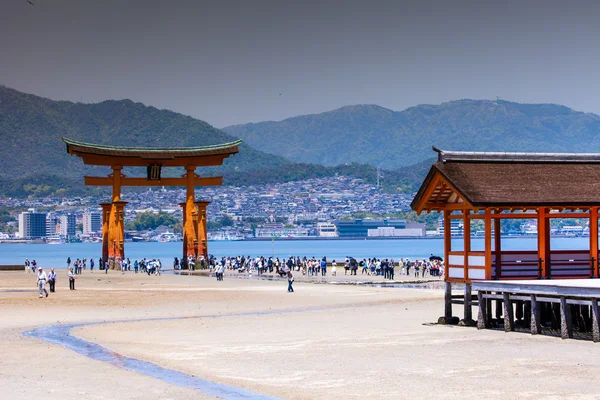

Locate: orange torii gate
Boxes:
[63,137,240,269]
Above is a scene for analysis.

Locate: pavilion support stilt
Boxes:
[503,292,514,332]
[495,294,503,322]
[515,300,524,327]
[530,295,541,335]
[560,296,573,339]
[477,291,489,329]
[445,282,452,318]
[486,298,493,326]
[460,284,476,326]
[591,299,600,343]
[439,282,459,324]
[524,300,531,328]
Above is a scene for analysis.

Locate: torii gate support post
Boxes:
[100,203,112,264]
[195,200,211,268]
[179,202,188,269]
[107,166,127,269]
[182,166,199,267]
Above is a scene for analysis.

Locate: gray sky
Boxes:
[1,0,599,127]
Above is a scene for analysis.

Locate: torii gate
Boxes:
[63,137,241,269]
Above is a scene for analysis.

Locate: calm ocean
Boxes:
[0,237,591,269]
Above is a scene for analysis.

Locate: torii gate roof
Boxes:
[63,137,241,166]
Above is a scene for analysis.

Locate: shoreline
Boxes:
[0,234,589,245]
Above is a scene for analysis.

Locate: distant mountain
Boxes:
[0,85,289,180]
[0,86,428,198]
[223,100,600,168]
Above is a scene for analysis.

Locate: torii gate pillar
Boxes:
[180,166,199,268]
[195,200,210,266]
[100,202,112,263]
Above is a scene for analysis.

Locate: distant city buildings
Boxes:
[83,210,102,234]
[335,219,410,238]
[60,213,76,238]
[316,222,337,237]
[367,223,426,237]
[18,208,47,239]
[46,212,59,236]
[437,215,463,236]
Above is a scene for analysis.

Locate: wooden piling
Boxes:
[444,282,452,318]
[530,295,541,335]
[477,291,488,329]
[591,298,600,343]
[464,284,472,322]
[560,297,573,339]
[503,292,514,332]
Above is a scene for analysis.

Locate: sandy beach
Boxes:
[2,270,600,399]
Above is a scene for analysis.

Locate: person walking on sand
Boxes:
[287,270,295,292]
[68,267,75,290]
[37,267,48,298]
[47,268,57,293]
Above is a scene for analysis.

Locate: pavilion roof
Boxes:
[411,147,600,211]
[63,137,241,166]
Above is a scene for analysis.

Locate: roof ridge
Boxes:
[433,146,600,163]
[62,137,242,152]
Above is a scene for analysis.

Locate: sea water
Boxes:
[0,237,591,269]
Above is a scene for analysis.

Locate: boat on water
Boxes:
[153,232,181,242]
[208,232,244,241]
[46,236,65,245]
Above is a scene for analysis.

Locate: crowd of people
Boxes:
[198,254,445,280]
[26,253,444,298]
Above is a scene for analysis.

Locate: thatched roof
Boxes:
[411,148,600,210]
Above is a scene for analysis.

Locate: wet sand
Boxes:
[1,271,599,399]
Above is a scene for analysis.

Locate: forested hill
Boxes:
[0,86,429,198]
[0,85,289,180]
[223,100,600,169]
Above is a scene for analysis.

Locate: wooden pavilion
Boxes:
[412,147,600,324]
[64,137,241,269]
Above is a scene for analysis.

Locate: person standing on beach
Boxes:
[331,260,337,276]
[321,257,327,276]
[47,268,57,293]
[68,267,75,290]
[25,258,30,273]
[37,267,48,298]
[287,270,295,292]
[67,257,71,268]
[90,258,94,272]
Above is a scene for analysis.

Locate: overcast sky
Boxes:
[1,0,599,127]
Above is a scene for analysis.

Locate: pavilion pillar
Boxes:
[591,207,598,278]
[494,215,502,279]
[537,207,548,279]
[484,208,492,280]
[440,210,456,324]
[183,166,198,265]
[462,210,473,324]
[195,200,210,268]
[100,203,112,264]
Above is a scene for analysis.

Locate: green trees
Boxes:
[126,211,179,231]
